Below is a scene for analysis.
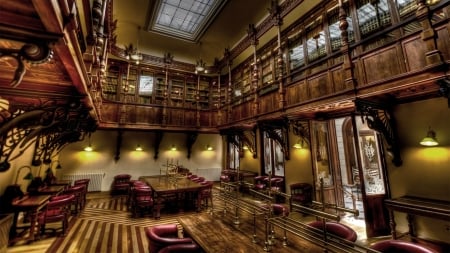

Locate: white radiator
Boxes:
[61,173,104,192]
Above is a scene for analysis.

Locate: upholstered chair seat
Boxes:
[307,221,357,243]
[145,224,196,253]
[370,239,438,253]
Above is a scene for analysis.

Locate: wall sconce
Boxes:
[170,145,177,151]
[293,138,307,149]
[420,127,439,146]
[135,144,143,151]
[84,133,93,152]
[206,145,213,151]
[242,145,249,150]
[14,165,33,185]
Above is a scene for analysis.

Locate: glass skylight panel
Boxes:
[151,0,224,41]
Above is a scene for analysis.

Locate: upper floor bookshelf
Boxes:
[101,60,213,110]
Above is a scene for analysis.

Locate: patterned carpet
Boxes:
[47,194,195,253]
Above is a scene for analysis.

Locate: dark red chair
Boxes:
[290,183,313,206]
[63,184,86,214]
[307,221,357,243]
[36,194,75,239]
[145,224,196,253]
[370,240,438,253]
[111,174,131,195]
[198,181,213,210]
[132,187,154,217]
[158,243,200,253]
[253,175,267,191]
[74,178,90,209]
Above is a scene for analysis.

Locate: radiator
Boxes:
[61,173,104,192]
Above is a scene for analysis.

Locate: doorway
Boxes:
[311,116,390,238]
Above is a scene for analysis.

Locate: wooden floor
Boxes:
[5,189,377,253]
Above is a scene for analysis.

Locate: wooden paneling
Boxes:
[361,46,404,84]
[403,36,427,72]
[309,73,332,98]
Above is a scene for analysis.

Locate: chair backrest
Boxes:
[113,174,131,184]
[307,221,357,242]
[133,188,153,205]
[145,224,193,253]
[64,184,85,197]
[370,240,438,253]
[43,194,75,218]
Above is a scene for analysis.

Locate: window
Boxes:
[328,5,355,52]
[357,0,391,37]
[149,0,227,42]
[289,42,305,70]
[306,18,327,62]
[262,131,285,177]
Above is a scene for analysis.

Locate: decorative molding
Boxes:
[186,132,198,159]
[355,98,402,167]
[259,119,290,160]
[291,120,310,146]
[437,78,450,107]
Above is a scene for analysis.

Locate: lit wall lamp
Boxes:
[135,144,143,151]
[84,133,93,152]
[420,127,439,146]
[170,145,177,151]
[206,145,213,151]
[293,138,307,149]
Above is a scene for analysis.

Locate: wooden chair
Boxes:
[74,178,90,209]
[63,184,86,214]
[132,187,154,217]
[36,194,75,239]
[198,181,213,210]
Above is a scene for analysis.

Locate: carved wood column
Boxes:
[416,0,444,66]
[270,0,285,110]
[338,1,356,91]
[248,24,259,116]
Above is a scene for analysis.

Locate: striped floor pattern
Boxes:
[48,195,191,253]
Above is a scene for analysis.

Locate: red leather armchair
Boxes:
[145,224,197,253]
[158,243,200,253]
[370,240,438,253]
[111,174,131,195]
[307,221,357,242]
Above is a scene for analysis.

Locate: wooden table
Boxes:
[140,176,204,219]
[178,213,324,253]
[384,195,450,239]
[9,194,51,244]
[31,185,65,196]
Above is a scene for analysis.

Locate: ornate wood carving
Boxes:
[437,78,450,107]
[0,98,96,171]
[259,119,290,160]
[153,130,163,160]
[355,98,402,167]
[291,120,310,147]
[186,132,198,159]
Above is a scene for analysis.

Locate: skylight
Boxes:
[149,0,227,42]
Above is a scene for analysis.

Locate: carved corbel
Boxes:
[259,119,290,160]
[437,78,450,107]
[153,130,163,160]
[186,132,198,159]
[355,98,402,167]
[241,127,257,158]
[291,120,310,148]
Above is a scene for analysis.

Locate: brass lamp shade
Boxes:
[420,128,438,146]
